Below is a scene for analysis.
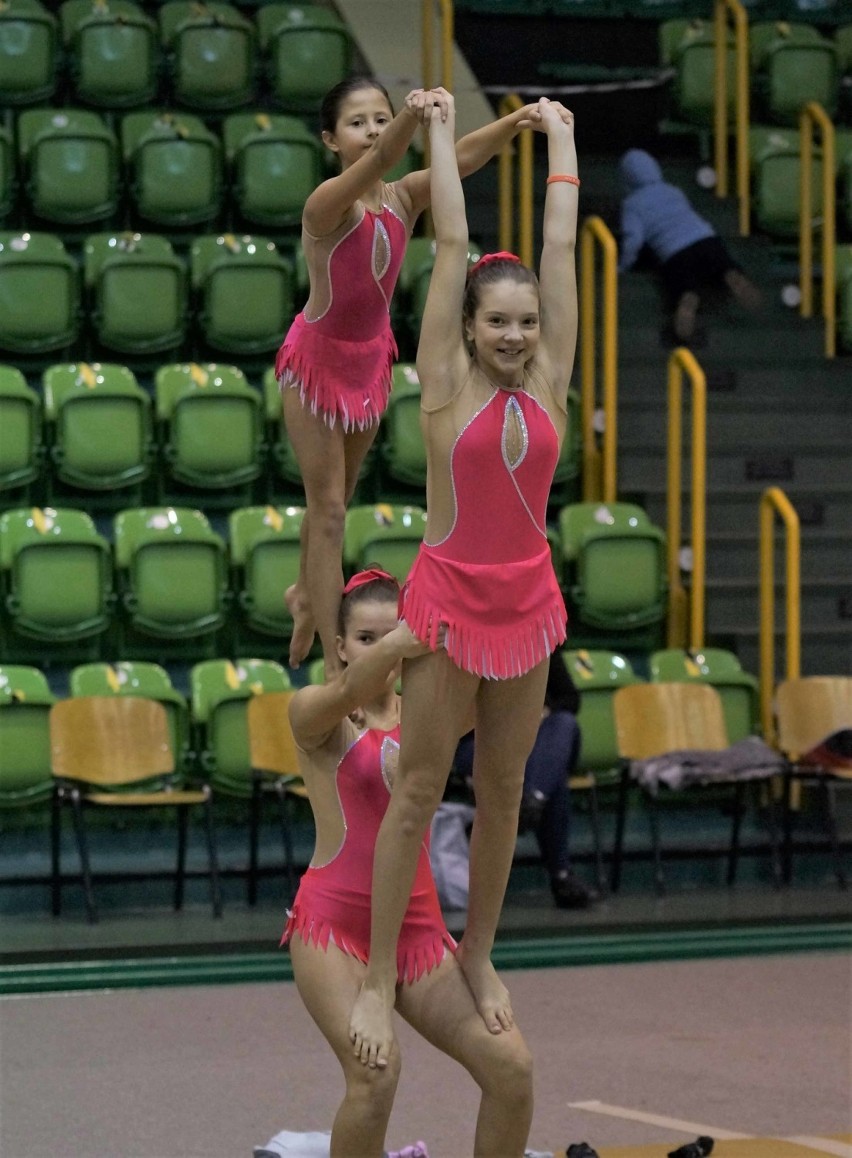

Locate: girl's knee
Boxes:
[344,1051,401,1112]
[310,495,347,540]
[474,1036,533,1102]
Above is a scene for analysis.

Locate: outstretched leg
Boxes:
[349,650,479,1068]
[282,389,377,674]
[396,952,533,1157]
[290,935,401,1157]
[457,660,549,1032]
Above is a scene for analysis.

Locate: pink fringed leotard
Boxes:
[275,182,416,431]
[282,724,455,984]
[400,369,568,679]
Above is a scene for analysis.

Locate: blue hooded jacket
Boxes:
[618,149,716,273]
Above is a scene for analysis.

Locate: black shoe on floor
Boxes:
[668,1137,714,1157]
[566,1144,601,1158]
[517,789,547,834]
[551,871,599,910]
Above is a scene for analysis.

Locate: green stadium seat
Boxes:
[379,362,426,490]
[0,366,42,502]
[69,660,191,776]
[113,506,228,657]
[42,361,153,503]
[84,231,186,355]
[750,21,839,124]
[0,0,58,106]
[0,506,112,659]
[558,501,667,634]
[159,0,255,111]
[343,502,426,584]
[649,647,760,743]
[59,0,158,108]
[0,232,79,356]
[121,111,223,228]
[154,362,263,501]
[749,125,813,238]
[18,108,119,226]
[660,18,736,128]
[256,3,353,112]
[261,364,303,498]
[229,504,304,648]
[0,664,55,810]
[190,233,294,355]
[223,112,323,229]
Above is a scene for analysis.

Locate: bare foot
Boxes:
[673,291,700,341]
[456,941,514,1034]
[285,584,315,668]
[725,269,762,313]
[349,982,396,1068]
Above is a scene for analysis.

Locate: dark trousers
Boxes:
[454,710,581,879]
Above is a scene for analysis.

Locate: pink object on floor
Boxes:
[386,1143,430,1158]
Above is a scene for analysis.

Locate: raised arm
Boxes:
[535,99,580,404]
[288,624,427,751]
[303,91,427,237]
[414,92,471,406]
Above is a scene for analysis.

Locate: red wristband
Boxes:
[546,174,580,186]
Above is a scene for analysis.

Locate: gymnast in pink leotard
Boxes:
[275,77,555,678]
[283,570,533,1158]
[349,94,580,1076]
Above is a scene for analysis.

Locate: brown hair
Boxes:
[320,77,394,136]
[462,254,540,332]
[338,568,400,635]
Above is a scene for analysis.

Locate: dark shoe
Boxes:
[518,789,547,834]
[567,1144,601,1158]
[668,1138,714,1157]
[551,871,598,910]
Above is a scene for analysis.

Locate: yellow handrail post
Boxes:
[497,93,533,268]
[714,0,750,236]
[759,487,801,745]
[421,0,453,92]
[666,348,707,650]
[799,101,836,358]
[580,216,618,503]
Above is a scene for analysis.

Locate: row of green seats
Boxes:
[661,18,852,130]
[0,107,326,231]
[0,496,669,665]
[0,0,353,113]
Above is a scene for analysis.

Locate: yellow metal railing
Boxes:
[714,0,750,236]
[799,101,837,359]
[665,348,707,650]
[580,216,618,503]
[497,93,533,268]
[759,487,801,744]
[422,0,453,93]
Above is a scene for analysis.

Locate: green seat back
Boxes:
[84,232,185,354]
[18,107,118,224]
[343,503,426,583]
[190,657,292,793]
[229,504,304,634]
[62,0,158,107]
[0,664,55,806]
[751,21,839,123]
[190,233,294,354]
[0,506,111,639]
[43,361,151,490]
[0,0,58,105]
[563,648,642,774]
[159,0,254,110]
[256,4,353,110]
[0,366,41,492]
[155,362,263,488]
[660,18,736,125]
[0,127,13,221]
[122,111,222,226]
[649,647,760,742]
[114,506,227,637]
[382,364,426,485]
[262,365,303,485]
[223,112,322,227]
[0,231,78,354]
[552,387,581,488]
[749,126,821,238]
[559,502,667,629]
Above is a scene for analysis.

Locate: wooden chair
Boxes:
[50,695,222,923]
[611,682,780,894]
[246,690,308,905]
[775,677,852,889]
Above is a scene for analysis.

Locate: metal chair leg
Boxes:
[70,789,97,924]
[647,791,665,895]
[727,781,745,886]
[203,790,223,918]
[764,788,783,889]
[51,786,62,917]
[610,765,631,893]
[175,804,189,910]
[248,774,262,906]
[821,779,848,890]
[782,770,794,885]
[586,776,606,893]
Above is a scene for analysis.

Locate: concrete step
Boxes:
[710,626,852,682]
[635,484,852,535]
[618,397,852,444]
[621,442,850,488]
[700,531,852,581]
[610,359,851,404]
[705,576,852,632]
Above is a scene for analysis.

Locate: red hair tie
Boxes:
[342,567,398,595]
[467,251,521,278]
